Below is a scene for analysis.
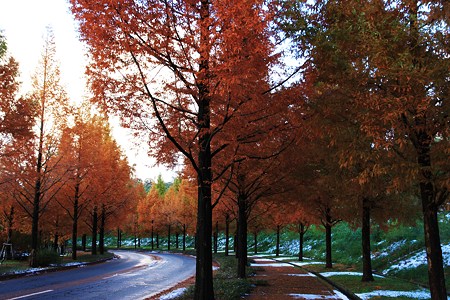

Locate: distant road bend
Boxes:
[0,250,196,300]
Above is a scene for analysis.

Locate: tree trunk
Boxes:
[254,232,258,254]
[361,198,374,282]
[99,205,105,255]
[91,206,98,255]
[82,234,87,252]
[176,232,179,249]
[237,193,248,279]
[193,1,214,298]
[276,225,281,257]
[213,221,218,254]
[151,222,154,250]
[299,223,304,261]
[183,224,186,252]
[168,224,171,251]
[72,182,79,260]
[325,223,332,268]
[117,228,120,249]
[6,206,14,259]
[409,1,447,295]
[225,214,229,256]
[156,233,159,249]
[417,132,447,298]
[30,109,46,268]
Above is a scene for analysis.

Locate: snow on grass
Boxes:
[383,243,450,275]
[356,289,433,300]
[320,271,384,278]
[159,287,187,300]
[274,256,299,261]
[248,253,273,257]
[374,240,406,259]
[250,262,293,267]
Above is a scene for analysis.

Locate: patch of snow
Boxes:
[253,258,274,262]
[250,263,293,267]
[249,254,272,258]
[289,292,346,299]
[13,267,47,274]
[375,240,407,259]
[333,290,350,300]
[356,289,433,300]
[383,243,450,274]
[320,272,384,278]
[159,287,187,300]
[274,256,298,261]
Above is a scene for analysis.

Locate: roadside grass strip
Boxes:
[356,289,432,300]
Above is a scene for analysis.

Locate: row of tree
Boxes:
[69,0,448,299]
[0,29,146,265]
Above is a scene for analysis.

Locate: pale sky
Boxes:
[0,0,176,182]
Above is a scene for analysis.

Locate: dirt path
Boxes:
[246,257,349,300]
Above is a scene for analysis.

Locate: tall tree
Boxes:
[282,0,449,296]
[71,1,276,298]
[14,28,68,266]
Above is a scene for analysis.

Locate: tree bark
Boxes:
[237,193,248,279]
[224,215,229,256]
[417,130,447,298]
[168,224,171,251]
[116,228,120,249]
[213,221,218,254]
[299,223,305,261]
[91,206,98,255]
[325,223,332,268]
[6,206,14,259]
[82,234,87,252]
[193,1,214,298]
[254,232,258,254]
[71,182,79,260]
[276,225,280,257]
[151,221,154,250]
[176,232,179,249]
[99,205,105,255]
[156,233,159,249]
[361,198,374,282]
[183,224,186,251]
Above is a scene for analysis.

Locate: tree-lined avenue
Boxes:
[0,251,195,300]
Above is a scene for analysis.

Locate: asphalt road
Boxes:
[0,250,196,300]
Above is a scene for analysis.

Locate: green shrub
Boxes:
[36,249,61,267]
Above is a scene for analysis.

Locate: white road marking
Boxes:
[7,289,53,299]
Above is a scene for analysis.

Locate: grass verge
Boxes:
[176,253,255,300]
